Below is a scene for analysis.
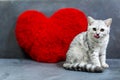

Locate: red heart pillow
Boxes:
[15,8,88,63]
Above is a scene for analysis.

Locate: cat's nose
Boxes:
[96,34,99,36]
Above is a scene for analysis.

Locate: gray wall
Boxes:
[0,0,120,59]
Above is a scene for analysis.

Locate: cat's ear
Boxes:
[88,16,95,25]
[104,18,112,27]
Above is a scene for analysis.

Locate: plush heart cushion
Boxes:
[15,8,88,63]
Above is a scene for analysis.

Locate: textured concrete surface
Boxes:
[0,59,119,80]
[0,0,120,58]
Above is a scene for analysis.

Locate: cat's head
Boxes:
[87,16,112,39]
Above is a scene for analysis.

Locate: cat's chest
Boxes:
[88,40,106,51]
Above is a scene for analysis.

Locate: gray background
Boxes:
[0,0,120,59]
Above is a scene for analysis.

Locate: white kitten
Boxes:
[63,16,112,72]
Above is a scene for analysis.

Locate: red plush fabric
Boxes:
[15,8,88,63]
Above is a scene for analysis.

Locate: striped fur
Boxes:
[63,17,112,73]
[63,63,104,73]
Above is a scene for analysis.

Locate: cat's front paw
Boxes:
[102,63,109,68]
[94,64,101,68]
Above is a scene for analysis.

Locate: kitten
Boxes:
[63,16,112,72]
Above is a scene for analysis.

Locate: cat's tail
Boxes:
[63,62,104,73]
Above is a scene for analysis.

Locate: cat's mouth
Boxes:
[94,34,100,39]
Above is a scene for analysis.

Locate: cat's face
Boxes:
[87,16,112,39]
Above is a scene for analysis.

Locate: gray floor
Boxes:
[0,59,119,80]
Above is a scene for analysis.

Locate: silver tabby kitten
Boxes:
[63,16,112,72]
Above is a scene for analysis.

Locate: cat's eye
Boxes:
[100,28,104,32]
[93,28,96,31]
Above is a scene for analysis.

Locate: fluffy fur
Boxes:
[15,8,88,63]
[63,16,112,72]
